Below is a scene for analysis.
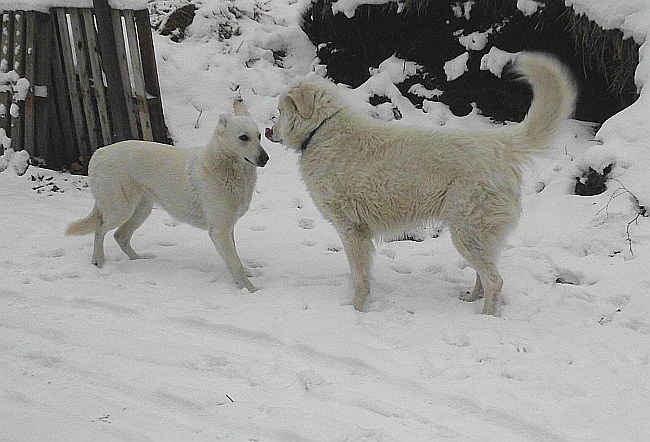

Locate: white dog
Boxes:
[266,52,576,315]
[67,99,268,292]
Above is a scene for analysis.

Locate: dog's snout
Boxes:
[257,147,269,167]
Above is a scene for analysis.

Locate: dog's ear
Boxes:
[233,98,249,116]
[287,86,315,119]
[217,114,228,134]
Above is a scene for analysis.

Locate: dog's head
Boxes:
[265,76,342,151]
[215,99,269,167]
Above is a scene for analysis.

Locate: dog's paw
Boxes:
[241,284,258,293]
[237,279,258,293]
[481,299,500,316]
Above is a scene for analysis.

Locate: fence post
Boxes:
[92,0,130,142]
[23,11,36,157]
[0,13,14,144]
[10,12,25,152]
[134,9,171,144]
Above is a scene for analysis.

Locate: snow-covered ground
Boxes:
[1,0,649,440]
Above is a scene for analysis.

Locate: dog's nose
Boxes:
[264,127,274,142]
[257,148,269,167]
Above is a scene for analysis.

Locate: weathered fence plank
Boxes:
[55,8,89,162]
[93,0,130,142]
[135,9,170,144]
[50,17,77,168]
[124,9,153,141]
[10,11,25,152]
[112,9,139,138]
[48,79,65,168]
[34,13,52,165]
[0,13,14,139]
[69,9,100,153]
[82,8,112,146]
[23,11,36,157]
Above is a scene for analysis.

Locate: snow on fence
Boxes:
[0,0,170,172]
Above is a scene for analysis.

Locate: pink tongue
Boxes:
[264,127,273,141]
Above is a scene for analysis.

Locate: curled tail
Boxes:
[66,205,102,236]
[507,52,577,164]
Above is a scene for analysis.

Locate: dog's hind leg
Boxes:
[460,272,484,302]
[449,228,502,316]
[209,224,257,292]
[446,180,519,315]
[92,226,108,268]
[477,266,502,316]
[91,178,143,267]
[337,223,374,311]
[114,197,154,260]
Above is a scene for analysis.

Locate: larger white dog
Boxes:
[266,52,576,315]
[67,99,268,292]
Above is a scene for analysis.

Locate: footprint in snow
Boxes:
[554,268,595,286]
[38,248,66,259]
[442,330,471,347]
[379,248,396,259]
[297,218,315,230]
[389,264,412,275]
[245,259,264,278]
[245,259,265,269]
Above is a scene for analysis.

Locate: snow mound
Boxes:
[0,147,30,176]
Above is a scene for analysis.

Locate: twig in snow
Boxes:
[594,186,628,219]
[595,178,647,256]
[195,110,203,129]
[626,213,644,255]
[599,308,621,325]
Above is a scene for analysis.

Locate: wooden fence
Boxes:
[0,3,170,172]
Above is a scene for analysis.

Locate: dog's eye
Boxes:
[239,135,250,142]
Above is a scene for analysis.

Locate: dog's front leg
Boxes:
[208,224,257,292]
[337,223,374,311]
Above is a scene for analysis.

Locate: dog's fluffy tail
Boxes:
[508,52,577,165]
[66,205,102,236]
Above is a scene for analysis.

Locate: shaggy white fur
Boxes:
[67,100,268,292]
[267,52,576,315]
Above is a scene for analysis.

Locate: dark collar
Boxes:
[300,110,341,152]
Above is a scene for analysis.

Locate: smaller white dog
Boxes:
[66,99,268,292]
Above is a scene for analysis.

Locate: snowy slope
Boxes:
[1,0,649,440]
